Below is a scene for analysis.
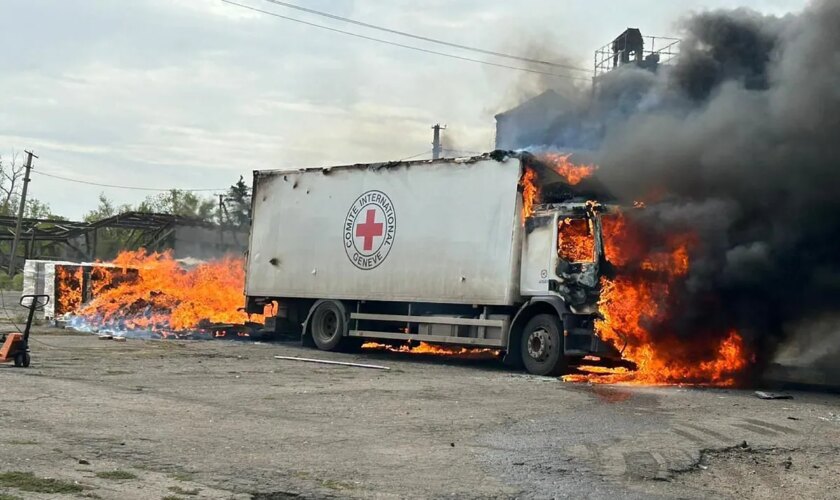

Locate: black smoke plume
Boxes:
[512,0,840,381]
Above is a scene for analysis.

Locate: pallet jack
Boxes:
[0,294,49,368]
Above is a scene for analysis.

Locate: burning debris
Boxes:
[52,250,266,339]
[55,265,84,316]
[362,341,499,359]
[540,153,597,186]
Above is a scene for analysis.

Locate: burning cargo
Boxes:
[25,251,264,338]
[22,260,134,320]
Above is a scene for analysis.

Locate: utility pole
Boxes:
[8,150,37,275]
[218,194,226,250]
[431,124,446,160]
[218,194,226,225]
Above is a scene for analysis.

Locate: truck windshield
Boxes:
[558,217,595,263]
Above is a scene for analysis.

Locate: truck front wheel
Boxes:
[310,301,347,351]
[521,314,567,376]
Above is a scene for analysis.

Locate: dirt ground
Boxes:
[1,329,838,500]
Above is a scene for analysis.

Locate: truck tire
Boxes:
[521,314,567,376]
[310,301,346,351]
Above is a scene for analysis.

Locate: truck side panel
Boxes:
[246,157,523,306]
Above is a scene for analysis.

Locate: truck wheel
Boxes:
[521,314,567,376]
[13,353,24,368]
[310,301,346,351]
[22,352,30,368]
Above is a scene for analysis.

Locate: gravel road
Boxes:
[1,331,837,499]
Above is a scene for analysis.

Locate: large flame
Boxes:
[563,212,750,386]
[558,217,595,262]
[55,265,84,316]
[538,153,597,185]
[520,154,596,222]
[71,250,258,335]
[520,168,539,220]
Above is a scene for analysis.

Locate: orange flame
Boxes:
[539,153,597,185]
[520,168,539,220]
[55,265,84,315]
[72,250,258,333]
[558,218,595,262]
[362,341,499,359]
[563,212,750,386]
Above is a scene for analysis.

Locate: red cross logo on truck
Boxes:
[355,209,384,251]
[344,191,397,270]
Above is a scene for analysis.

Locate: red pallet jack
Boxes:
[0,294,49,368]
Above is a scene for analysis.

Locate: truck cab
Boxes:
[512,199,622,374]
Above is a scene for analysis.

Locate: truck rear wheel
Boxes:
[310,301,346,351]
[521,314,567,376]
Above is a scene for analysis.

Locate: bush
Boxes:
[11,273,23,290]
[0,273,22,291]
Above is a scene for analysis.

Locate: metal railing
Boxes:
[594,34,681,77]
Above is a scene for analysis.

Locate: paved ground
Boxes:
[1,331,838,499]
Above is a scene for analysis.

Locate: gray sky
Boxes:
[0,0,808,219]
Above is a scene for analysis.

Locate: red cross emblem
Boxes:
[344,190,396,270]
[355,209,384,251]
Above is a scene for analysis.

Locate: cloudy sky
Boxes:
[0,0,808,219]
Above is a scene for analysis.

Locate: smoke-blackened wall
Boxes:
[511,0,840,376]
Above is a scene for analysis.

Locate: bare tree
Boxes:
[0,150,24,215]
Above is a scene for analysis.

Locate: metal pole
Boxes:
[274,355,390,371]
[218,193,227,250]
[431,124,445,160]
[8,150,37,275]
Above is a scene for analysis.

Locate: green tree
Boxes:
[222,176,251,227]
[84,193,117,222]
[84,193,131,222]
[25,198,61,219]
[83,193,135,258]
[137,189,215,220]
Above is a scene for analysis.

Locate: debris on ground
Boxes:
[273,355,390,371]
[755,391,793,400]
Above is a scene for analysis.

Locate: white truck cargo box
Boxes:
[246,156,525,305]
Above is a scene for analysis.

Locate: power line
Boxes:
[220,0,592,82]
[31,170,227,192]
[399,150,432,161]
[257,0,592,73]
[442,148,483,156]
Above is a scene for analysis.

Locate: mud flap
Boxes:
[562,314,622,359]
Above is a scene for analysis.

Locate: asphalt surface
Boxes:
[0,332,838,499]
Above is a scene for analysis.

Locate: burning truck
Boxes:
[36,151,747,385]
[243,151,746,380]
